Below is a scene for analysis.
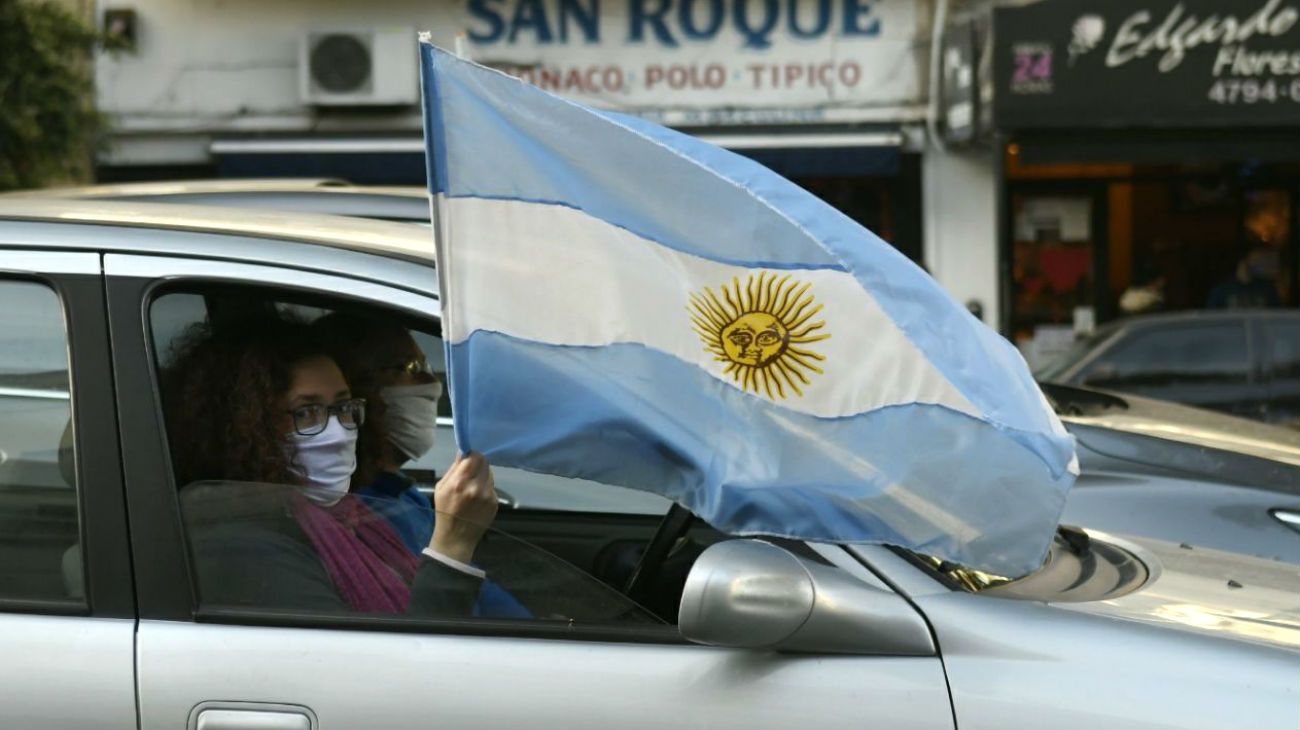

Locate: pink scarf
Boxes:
[290,493,420,613]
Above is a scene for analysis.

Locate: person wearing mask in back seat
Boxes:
[314,313,531,619]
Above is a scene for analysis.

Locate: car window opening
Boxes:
[148,283,725,630]
[0,281,82,607]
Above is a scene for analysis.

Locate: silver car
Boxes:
[2,178,433,223]
[0,199,1296,730]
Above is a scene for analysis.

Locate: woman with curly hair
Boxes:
[162,316,498,616]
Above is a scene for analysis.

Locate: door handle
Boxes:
[196,710,311,730]
[189,702,316,730]
[195,706,309,727]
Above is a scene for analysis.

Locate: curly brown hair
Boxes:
[161,317,334,488]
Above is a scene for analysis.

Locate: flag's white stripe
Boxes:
[442,196,978,420]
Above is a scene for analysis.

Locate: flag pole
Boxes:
[419,35,470,453]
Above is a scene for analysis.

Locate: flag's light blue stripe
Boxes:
[422,48,842,269]
[446,193,850,273]
[422,46,1057,445]
[419,43,450,197]
[455,328,1067,477]
[450,330,1073,576]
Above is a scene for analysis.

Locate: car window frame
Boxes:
[1259,317,1300,381]
[106,251,686,643]
[0,252,133,619]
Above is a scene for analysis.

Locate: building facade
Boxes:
[95,0,937,263]
[936,0,1300,362]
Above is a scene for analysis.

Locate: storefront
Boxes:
[95,0,930,260]
[943,0,1300,362]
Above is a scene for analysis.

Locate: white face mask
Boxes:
[381,381,442,462]
[285,415,358,507]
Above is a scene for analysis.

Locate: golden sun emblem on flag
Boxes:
[688,272,830,399]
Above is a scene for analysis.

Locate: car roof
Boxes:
[1111,309,1300,327]
[0,198,437,263]
[2,178,428,199]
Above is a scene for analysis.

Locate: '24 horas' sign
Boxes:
[993,0,1300,129]
[459,0,925,122]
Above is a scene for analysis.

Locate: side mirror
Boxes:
[678,540,935,655]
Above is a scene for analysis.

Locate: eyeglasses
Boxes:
[286,398,366,436]
[382,359,437,379]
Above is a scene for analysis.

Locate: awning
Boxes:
[211,130,904,183]
[698,131,904,177]
[211,139,429,184]
[1014,129,1300,167]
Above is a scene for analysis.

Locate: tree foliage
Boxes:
[0,0,102,191]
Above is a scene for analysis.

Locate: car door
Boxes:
[0,250,135,728]
[106,251,955,730]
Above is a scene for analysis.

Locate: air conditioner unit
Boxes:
[300,28,418,106]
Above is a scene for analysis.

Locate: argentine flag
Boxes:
[419,41,1077,576]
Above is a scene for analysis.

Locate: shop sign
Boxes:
[940,17,993,143]
[976,13,994,137]
[993,0,1300,128]
[460,0,924,119]
[941,21,977,142]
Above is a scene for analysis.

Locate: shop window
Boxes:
[1124,184,1292,312]
[1008,163,1300,341]
[1011,194,1097,370]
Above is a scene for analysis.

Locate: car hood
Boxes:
[1064,533,1300,651]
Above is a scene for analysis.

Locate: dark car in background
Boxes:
[1037,310,1300,427]
[1044,383,1300,564]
